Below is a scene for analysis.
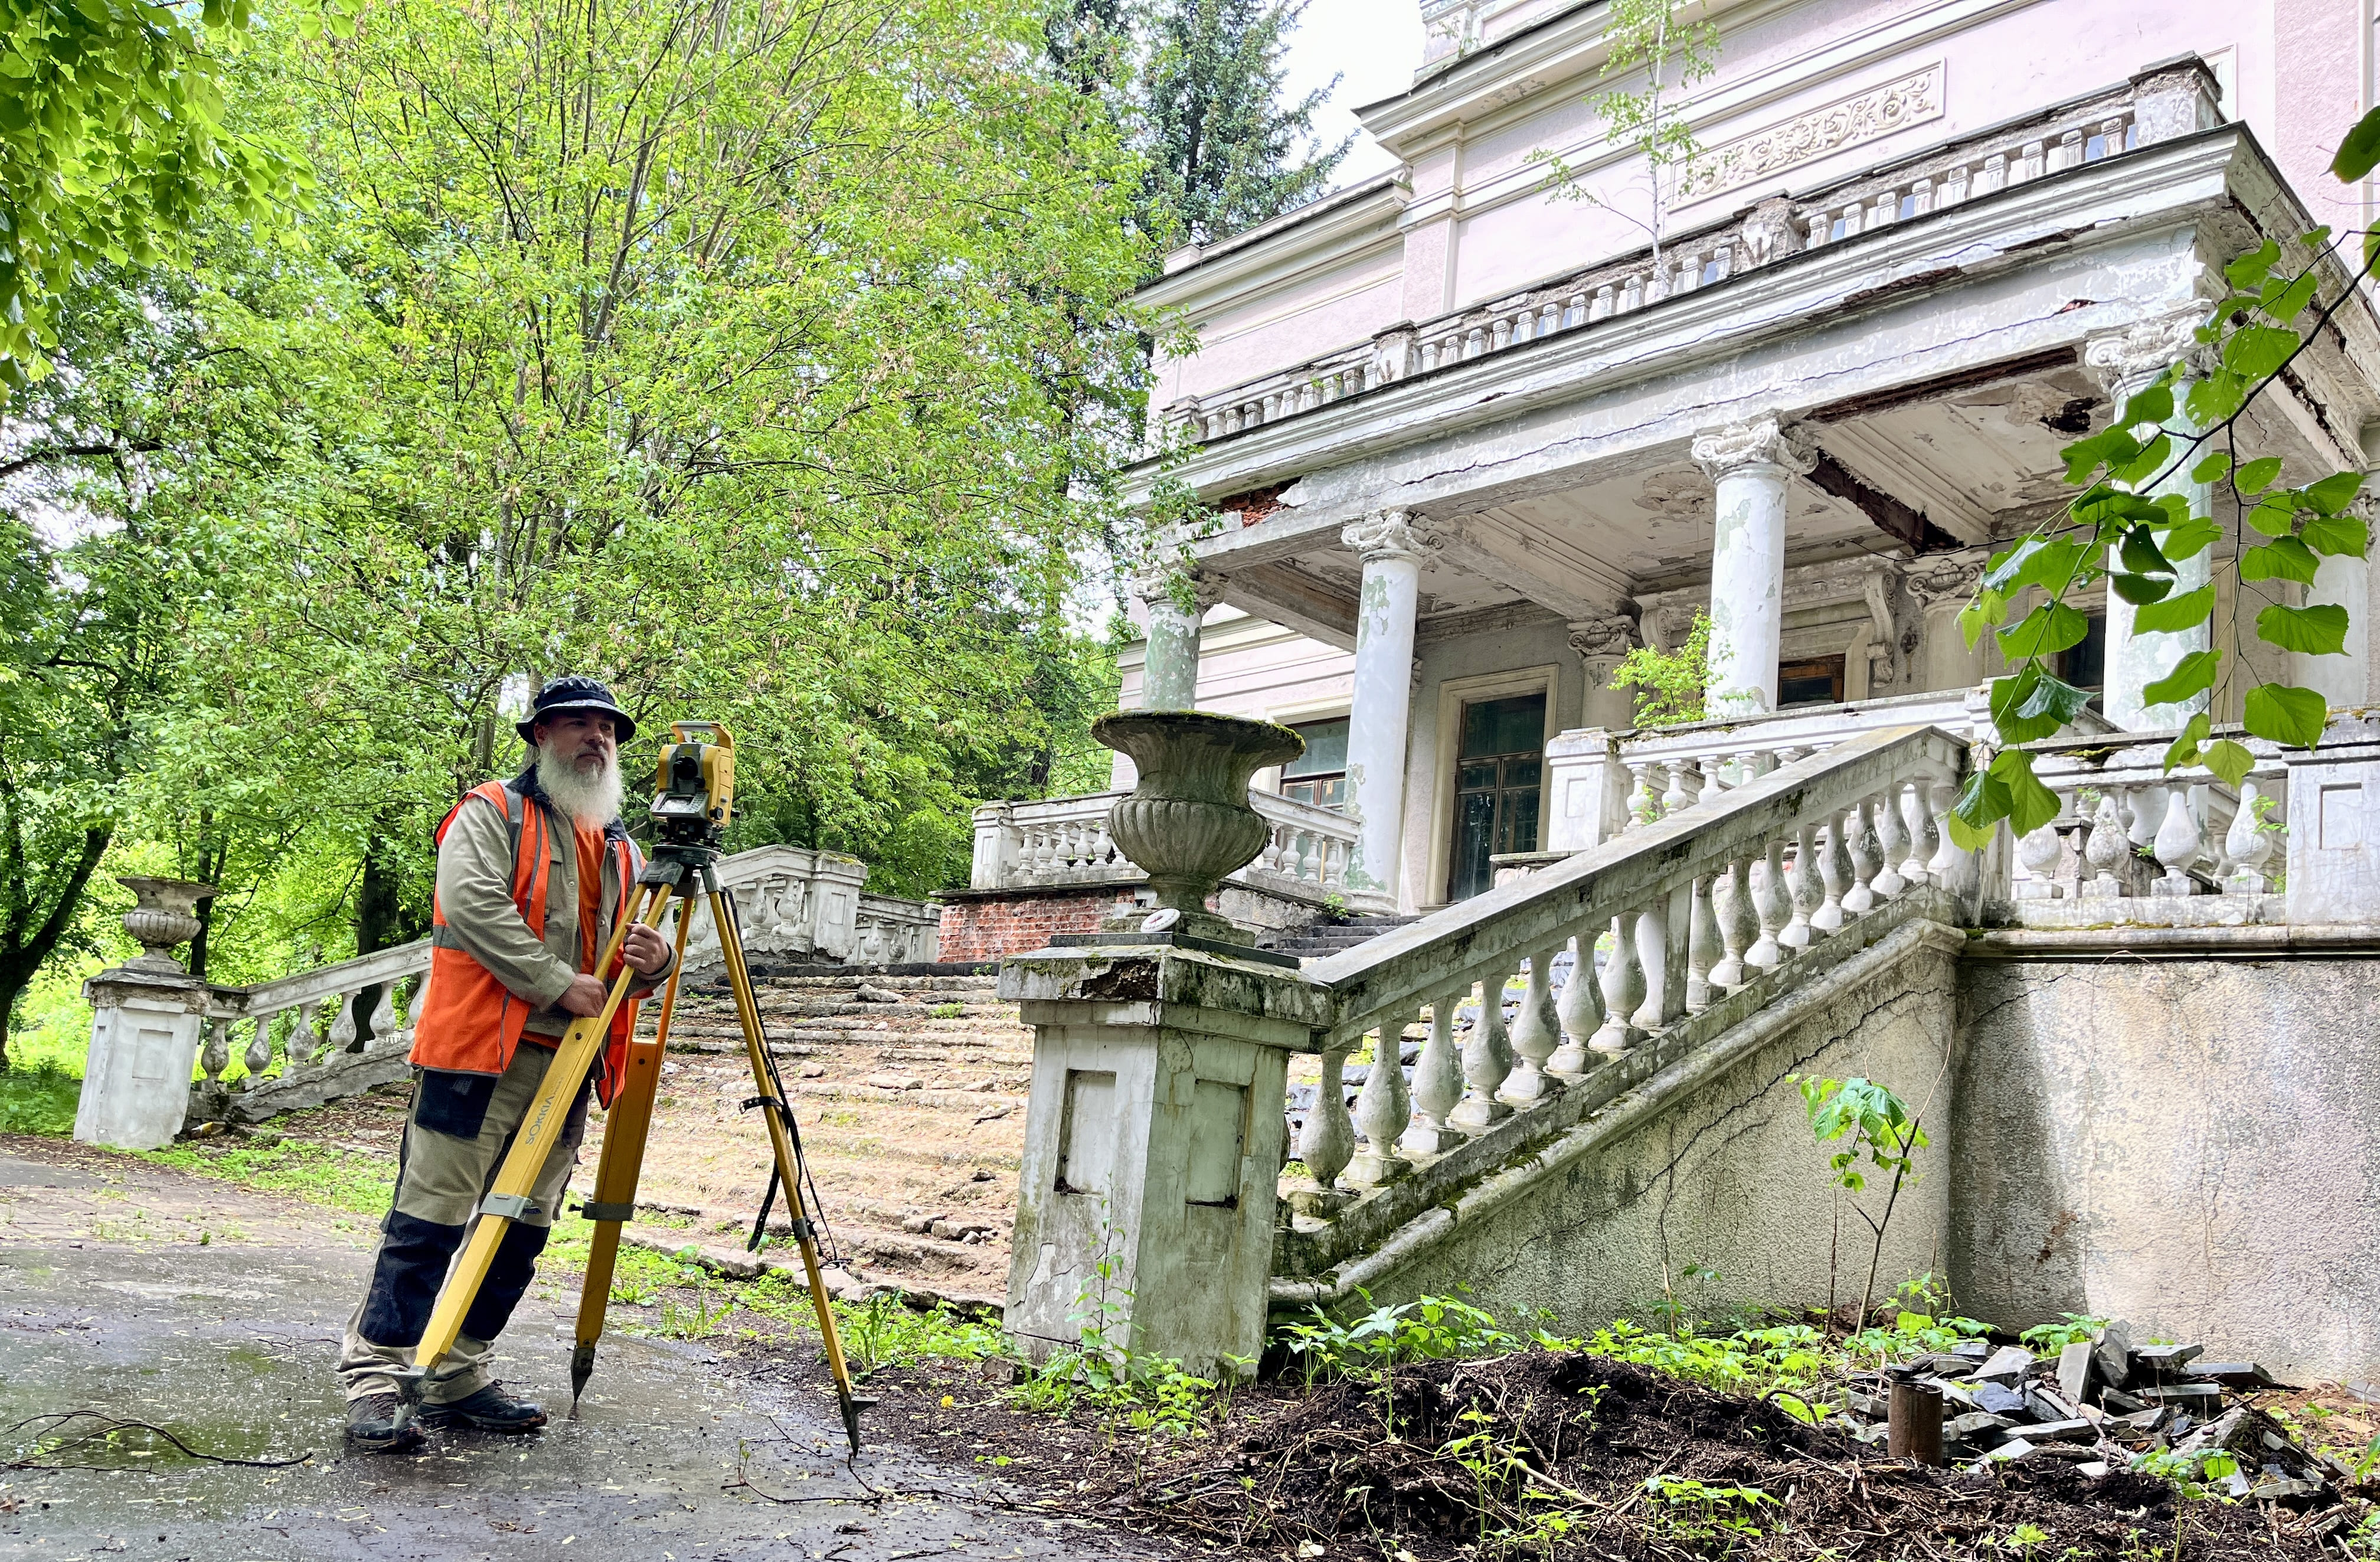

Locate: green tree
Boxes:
[0,0,313,393]
[1949,115,2380,845]
[1536,0,1719,267]
[1139,0,1351,249]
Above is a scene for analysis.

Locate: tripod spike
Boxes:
[839,1388,871,1456]
[570,1344,596,1410]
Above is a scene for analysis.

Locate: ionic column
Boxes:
[1134,568,1225,712]
[2085,315,2213,731]
[1568,611,1640,728]
[1341,512,1435,897]
[1691,417,1818,717]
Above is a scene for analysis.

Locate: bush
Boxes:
[0,1061,82,1135]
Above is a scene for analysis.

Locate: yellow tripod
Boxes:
[394,724,871,1452]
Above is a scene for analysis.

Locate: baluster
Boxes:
[1747,840,1789,972]
[1347,1027,1414,1185]
[2014,820,2066,898]
[1500,951,1561,1104]
[1814,811,1852,932]
[1565,292,1587,325]
[1927,779,1979,900]
[1660,760,1692,816]
[1629,900,1670,1033]
[1257,824,1282,876]
[1492,316,1513,351]
[1622,275,1643,311]
[1708,858,1754,991]
[1297,1048,1356,1192]
[1911,176,1934,214]
[2019,139,2045,181]
[1301,831,1325,883]
[2081,793,2129,897]
[2152,788,2204,896]
[1549,936,1600,1076]
[1448,976,1515,1128]
[1943,164,1971,204]
[327,989,361,1054]
[1843,798,1882,913]
[1539,302,1561,336]
[1685,876,1718,1012]
[243,1012,275,1086]
[1901,782,1939,887]
[283,1005,320,1078]
[2224,779,2277,894]
[1981,151,2007,192]
[1403,994,1466,1155]
[1464,327,1486,358]
[1783,822,1820,949]
[1591,914,1645,1057]
[1590,285,1614,322]
[1627,762,1660,828]
[2057,128,2083,171]
[199,1019,231,1093]
[1872,787,1910,899]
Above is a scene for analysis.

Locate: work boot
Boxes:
[344,1393,427,1455]
[419,1384,548,1433]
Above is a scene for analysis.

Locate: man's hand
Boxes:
[558,973,609,1016]
[622,924,670,976]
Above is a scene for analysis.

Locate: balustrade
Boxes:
[1288,727,1970,1200]
[1999,732,2291,908]
[973,787,1389,913]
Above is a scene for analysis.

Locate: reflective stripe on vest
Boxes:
[409,780,643,1102]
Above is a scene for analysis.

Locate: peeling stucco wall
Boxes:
[1340,939,1961,1333]
[1951,954,2380,1384]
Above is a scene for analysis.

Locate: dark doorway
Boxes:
[1777,654,1847,707]
[1447,692,1546,902]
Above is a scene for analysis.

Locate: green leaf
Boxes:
[2241,538,2320,586]
[2303,509,2369,558]
[2162,711,2213,770]
[2224,325,2299,380]
[2304,470,2365,514]
[1991,747,2062,838]
[2108,570,2173,605]
[2111,432,2174,488]
[2255,602,2350,655]
[2160,515,2223,561]
[2199,739,2254,787]
[2235,456,2286,495]
[2332,105,2380,180]
[2119,383,2173,427]
[1990,667,2095,744]
[2247,500,2297,539]
[2133,584,2214,634]
[2190,451,2233,484]
[2059,427,2141,483]
[1982,537,2090,597]
[1998,602,2091,659]
[2118,527,2172,577]
[1946,766,2012,851]
[2265,271,2320,324]
[1957,590,2006,651]
[2243,683,2331,749]
[2303,226,2335,250]
[2225,238,2281,289]
[2141,650,2219,708]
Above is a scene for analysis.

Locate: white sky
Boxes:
[1279,0,1427,185]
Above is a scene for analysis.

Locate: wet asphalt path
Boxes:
[0,1145,1140,1561]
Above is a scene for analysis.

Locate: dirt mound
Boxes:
[1109,1352,2362,1560]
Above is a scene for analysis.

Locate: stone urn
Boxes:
[115,877,219,973]
[1093,711,1303,943]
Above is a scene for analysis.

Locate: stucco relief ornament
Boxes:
[1129,566,1227,613]
[1567,613,1640,681]
[2083,311,2215,399]
[1902,551,1989,609]
[1689,416,1819,482]
[1340,509,1438,564]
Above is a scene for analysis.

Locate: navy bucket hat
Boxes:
[515,675,637,744]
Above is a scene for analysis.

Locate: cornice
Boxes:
[1135,178,1411,316]
[1123,124,2251,523]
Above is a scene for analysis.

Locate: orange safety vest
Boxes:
[411,779,642,1106]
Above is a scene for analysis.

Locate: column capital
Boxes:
[2083,310,2213,399]
[1567,612,1642,679]
[1130,566,1228,613]
[1341,509,1438,564]
[1690,416,1818,482]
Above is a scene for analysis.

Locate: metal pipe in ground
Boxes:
[1888,1378,1945,1465]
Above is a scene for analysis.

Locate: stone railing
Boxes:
[1287,726,1973,1207]
[1152,63,2206,453]
[174,844,936,1130]
[1994,729,2293,924]
[969,787,1392,913]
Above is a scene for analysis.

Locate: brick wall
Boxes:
[936,888,1136,963]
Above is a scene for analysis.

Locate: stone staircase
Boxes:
[623,971,1030,1306]
[1265,914,1423,962]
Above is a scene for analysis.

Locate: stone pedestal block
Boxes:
[2286,715,2380,924]
[999,942,1329,1377]
[76,969,210,1151]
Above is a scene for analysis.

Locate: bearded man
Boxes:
[340,675,675,1454]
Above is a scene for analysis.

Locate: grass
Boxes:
[0,1061,83,1135]
[142,1135,397,1217]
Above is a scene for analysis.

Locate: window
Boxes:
[2058,612,2108,699]
[1777,655,1846,708]
[1280,717,1349,812]
[1446,693,1546,902]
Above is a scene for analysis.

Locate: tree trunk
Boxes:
[354,826,423,1049]
[0,825,112,1073]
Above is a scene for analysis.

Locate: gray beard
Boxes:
[537,741,624,826]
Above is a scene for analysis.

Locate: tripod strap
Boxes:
[581,1200,635,1223]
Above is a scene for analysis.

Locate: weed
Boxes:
[1643,1473,1776,1554]
[656,1288,736,1338]
[1789,1073,1930,1329]
[0,1061,82,1136]
[1277,1290,1518,1389]
[2019,1313,2110,1352]
[928,1002,965,1019]
[143,1136,395,1216]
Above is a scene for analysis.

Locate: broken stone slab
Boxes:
[1846,1388,1889,1419]
[1974,1437,2038,1468]
[2092,1321,2134,1391]
[2025,1418,2100,1445]
[2133,1342,2205,1380]
[2186,1361,2280,1389]
[2058,1339,2097,1402]
[862,1073,926,1090]
[2027,1383,2087,1423]
[1951,1411,2016,1447]
[2101,1387,2149,1413]
[1972,1383,2029,1417]
[2142,1384,2225,1407]
[1913,1351,1980,1378]
[1972,1345,2035,1384]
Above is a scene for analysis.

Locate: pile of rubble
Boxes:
[1842,1322,2358,1499]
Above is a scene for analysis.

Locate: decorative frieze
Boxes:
[1568,613,1642,679]
[2084,311,2213,399]
[1690,416,1818,482]
[1341,509,1438,564]
[1903,551,1989,610]
[1675,63,1946,206]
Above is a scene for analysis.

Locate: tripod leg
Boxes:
[708,888,869,1453]
[405,882,673,1406]
[570,884,696,1407]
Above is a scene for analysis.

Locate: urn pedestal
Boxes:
[74,877,218,1152]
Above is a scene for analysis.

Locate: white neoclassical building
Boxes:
[948,0,2380,946]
